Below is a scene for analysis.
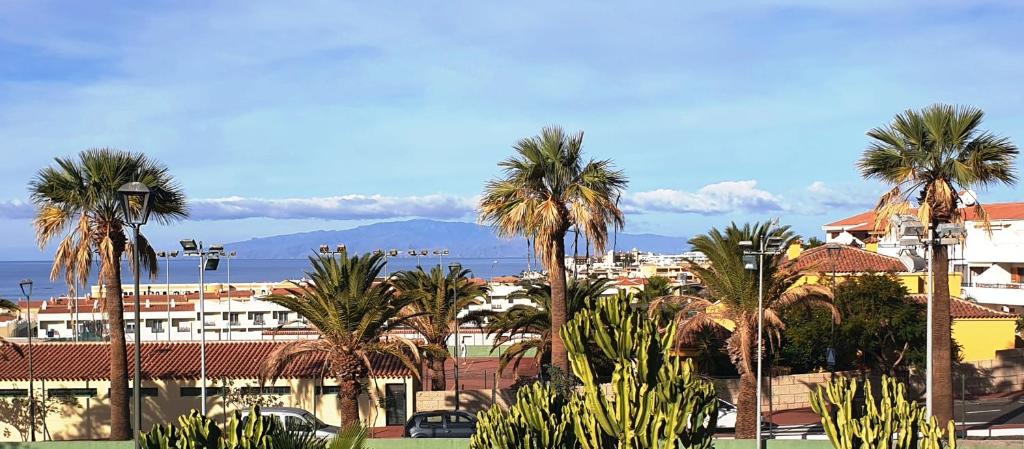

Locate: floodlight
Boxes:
[180,239,199,253]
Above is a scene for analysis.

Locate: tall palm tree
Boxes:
[859,104,1018,425]
[479,126,627,373]
[391,265,488,390]
[482,278,611,375]
[675,223,837,438]
[29,149,187,440]
[260,252,419,426]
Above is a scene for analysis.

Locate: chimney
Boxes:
[864,236,879,253]
[786,240,803,260]
[145,298,151,308]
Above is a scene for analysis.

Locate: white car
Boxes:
[716,399,737,429]
[240,407,339,440]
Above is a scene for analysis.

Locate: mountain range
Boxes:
[227,219,689,259]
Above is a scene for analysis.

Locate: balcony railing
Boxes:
[253,319,266,326]
[177,325,191,333]
[965,282,1024,289]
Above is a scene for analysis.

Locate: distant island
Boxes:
[226,219,689,259]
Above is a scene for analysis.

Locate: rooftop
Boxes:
[823,202,1024,232]
[787,243,907,273]
[908,295,1020,320]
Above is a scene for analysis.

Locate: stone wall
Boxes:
[415,389,515,415]
[712,371,858,412]
[959,348,1024,396]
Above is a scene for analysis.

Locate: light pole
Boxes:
[117,181,153,449]
[448,263,463,410]
[433,249,449,268]
[180,239,224,414]
[212,248,236,340]
[386,249,399,278]
[19,279,35,442]
[740,230,783,447]
[157,251,179,341]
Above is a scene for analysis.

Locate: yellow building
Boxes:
[787,243,1018,362]
[0,341,415,441]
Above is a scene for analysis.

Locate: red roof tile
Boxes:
[908,295,1020,320]
[0,341,412,381]
[788,244,907,273]
[825,202,1024,231]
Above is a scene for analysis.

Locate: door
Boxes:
[384,384,407,426]
[446,412,476,438]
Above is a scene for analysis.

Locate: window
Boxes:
[448,413,474,426]
[249,312,265,326]
[149,320,165,333]
[285,415,313,432]
[48,388,97,398]
[0,389,27,397]
[421,414,444,428]
[314,386,340,395]
[110,387,158,397]
[239,386,290,396]
[180,386,223,397]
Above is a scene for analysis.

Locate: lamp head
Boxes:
[204,255,220,271]
[157,251,166,257]
[228,251,236,257]
[336,244,346,254]
[180,239,199,253]
[170,250,179,257]
[742,254,758,271]
[738,240,753,248]
[408,250,416,256]
[19,279,32,298]
[208,244,225,255]
[319,244,330,254]
[117,182,153,226]
[420,250,428,256]
[448,263,462,272]
[388,249,399,257]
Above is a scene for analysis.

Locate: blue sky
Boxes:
[1,1,1022,259]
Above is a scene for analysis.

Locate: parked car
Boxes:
[713,399,777,432]
[404,410,477,438]
[240,407,340,440]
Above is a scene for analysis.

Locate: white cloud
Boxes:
[0,200,34,219]
[189,194,476,221]
[625,180,785,215]
[804,181,877,212]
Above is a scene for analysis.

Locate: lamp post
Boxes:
[386,250,399,278]
[157,251,179,341]
[448,263,462,410]
[19,279,35,442]
[180,239,224,414]
[740,229,784,448]
[211,248,236,340]
[319,244,347,257]
[117,181,153,449]
[433,249,449,268]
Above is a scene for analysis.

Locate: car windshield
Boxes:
[300,412,330,430]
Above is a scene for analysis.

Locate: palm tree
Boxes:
[479,126,627,373]
[637,275,675,305]
[29,149,187,440]
[390,265,488,390]
[671,223,837,438]
[260,252,419,426]
[859,104,1018,425]
[482,278,611,375]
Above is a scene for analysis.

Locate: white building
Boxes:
[823,202,1024,312]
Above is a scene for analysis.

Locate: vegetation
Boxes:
[0,299,17,347]
[391,265,488,390]
[29,149,187,440]
[480,125,628,373]
[673,222,838,438]
[780,275,925,375]
[480,278,612,375]
[260,252,419,426]
[470,296,718,449]
[810,376,955,449]
[636,275,674,305]
[859,103,1018,424]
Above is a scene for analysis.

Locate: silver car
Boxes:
[240,407,340,440]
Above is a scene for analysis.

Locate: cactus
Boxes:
[469,382,576,449]
[471,295,719,449]
[141,406,282,449]
[810,375,957,449]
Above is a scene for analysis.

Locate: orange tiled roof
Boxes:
[787,244,907,273]
[825,202,1024,231]
[908,295,1019,320]
[0,341,412,381]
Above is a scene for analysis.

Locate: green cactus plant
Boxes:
[471,295,719,449]
[222,406,278,449]
[141,406,282,449]
[810,375,957,449]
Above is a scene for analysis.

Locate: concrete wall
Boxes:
[0,376,414,442]
[415,389,515,416]
[959,348,1024,396]
[713,371,859,412]
[953,319,1019,362]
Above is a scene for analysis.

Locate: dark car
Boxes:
[404,410,477,438]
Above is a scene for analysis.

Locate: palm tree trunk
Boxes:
[104,259,132,440]
[429,356,446,391]
[931,244,954,427]
[338,378,361,427]
[735,371,758,439]
[548,232,570,374]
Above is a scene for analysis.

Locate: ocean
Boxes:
[0,257,533,299]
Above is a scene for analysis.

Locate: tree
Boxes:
[0,299,17,348]
[479,126,628,373]
[482,278,612,375]
[637,275,674,305]
[780,275,925,375]
[673,222,837,438]
[858,104,1018,424]
[29,149,187,439]
[390,265,487,390]
[260,252,419,426]
[804,237,826,249]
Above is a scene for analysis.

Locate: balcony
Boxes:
[962,282,1024,306]
[253,319,266,326]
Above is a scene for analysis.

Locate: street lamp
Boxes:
[179,239,223,414]
[319,244,347,257]
[740,229,784,447]
[448,263,463,410]
[433,249,449,267]
[117,182,153,449]
[19,279,36,442]
[157,251,179,341]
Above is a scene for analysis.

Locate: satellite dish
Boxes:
[959,190,978,207]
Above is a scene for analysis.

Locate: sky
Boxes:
[1,1,1022,260]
